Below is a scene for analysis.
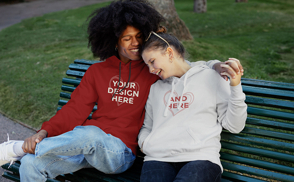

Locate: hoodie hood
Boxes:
[163,60,210,116]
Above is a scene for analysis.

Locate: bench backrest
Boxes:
[59,60,294,182]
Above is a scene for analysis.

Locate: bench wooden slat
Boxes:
[221,132,294,152]
[73,59,101,65]
[2,164,59,182]
[58,100,68,106]
[220,152,294,175]
[245,95,294,110]
[2,163,19,174]
[246,117,294,131]
[247,107,294,121]
[68,63,90,71]
[61,85,75,92]
[221,141,294,162]
[222,161,294,182]
[241,78,294,91]
[62,78,81,86]
[241,126,294,141]
[2,172,20,182]
[243,85,294,100]
[66,70,85,78]
[60,92,71,99]
[221,171,266,182]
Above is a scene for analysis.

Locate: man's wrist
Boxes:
[39,129,48,137]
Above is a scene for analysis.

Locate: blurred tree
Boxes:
[235,0,248,2]
[194,0,207,13]
[148,0,193,41]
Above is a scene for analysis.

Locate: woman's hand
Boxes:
[22,130,48,154]
[213,58,244,83]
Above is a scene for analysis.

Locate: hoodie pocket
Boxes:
[143,127,202,158]
[169,128,202,155]
[186,128,201,144]
[142,133,152,154]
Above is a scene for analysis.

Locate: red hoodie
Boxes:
[41,56,159,155]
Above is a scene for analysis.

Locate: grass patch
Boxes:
[0,0,293,128]
[0,2,110,128]
[178,0,294,82]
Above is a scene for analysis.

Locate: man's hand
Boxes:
[213,58,244,81]
[22,130,48,154]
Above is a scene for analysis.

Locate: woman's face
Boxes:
[142,48,173,80]
[117,26,143,63]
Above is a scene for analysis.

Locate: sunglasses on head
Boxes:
[145,31,170,47]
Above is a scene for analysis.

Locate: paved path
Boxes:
[0,0,109,181]
[0,0,109,30]
[0,114,36,182]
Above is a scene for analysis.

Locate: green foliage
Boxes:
[0,0,293,128]
[176,0,294,82]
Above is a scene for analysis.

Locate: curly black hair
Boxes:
[87,0,165,60]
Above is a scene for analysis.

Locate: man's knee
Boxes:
[74,126,104,140]
[20,154,35,173]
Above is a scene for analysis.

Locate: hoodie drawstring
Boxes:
[111,62,132,99]
[164,79,175,117]
[178,72,189,110]
[164,71,190,116]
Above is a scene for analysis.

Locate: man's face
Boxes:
[117,26,143,63]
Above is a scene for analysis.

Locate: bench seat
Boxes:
[2,59,294,182]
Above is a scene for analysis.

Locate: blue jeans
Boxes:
[140,160,222,182]
[19,126,136,182]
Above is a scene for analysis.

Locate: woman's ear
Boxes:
[166,47,174,59]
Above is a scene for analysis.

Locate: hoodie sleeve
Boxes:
[192,60,220,69]
[138,85,154,149]
[216,76,247,133]
[40,65,98,137]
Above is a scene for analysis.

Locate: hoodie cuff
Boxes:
[138,137,144,149]
[40,124,54,137]
[207,60,220,69]
[230,82,246,100]
[138,133,149,149]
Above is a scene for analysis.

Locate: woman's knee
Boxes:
[176,160,221,182]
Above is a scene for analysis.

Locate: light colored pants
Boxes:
[19,126,136,182]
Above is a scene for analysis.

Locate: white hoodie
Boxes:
[138,61,247,171]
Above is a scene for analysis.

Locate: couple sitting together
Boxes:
[0,0,247,181]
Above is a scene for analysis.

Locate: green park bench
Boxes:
[2,59,294,182]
